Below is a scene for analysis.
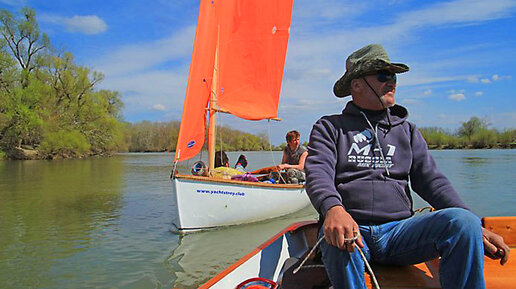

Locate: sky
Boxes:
[1,0,515,145]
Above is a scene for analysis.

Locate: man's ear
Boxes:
[350,78,361,94]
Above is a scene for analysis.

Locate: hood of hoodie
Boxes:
[343,101,408,129]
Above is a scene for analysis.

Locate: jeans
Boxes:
[319,208,485,289]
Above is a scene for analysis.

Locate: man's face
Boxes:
[355,70,397,110]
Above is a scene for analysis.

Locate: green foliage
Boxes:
[498,129,516,147]
[457,117,489,141]
[420,117,515,149]
[39,130,90,158]
[124,121,279,152]
[0,7,125,159]
[215,126,271,151]
[127,121,179,152]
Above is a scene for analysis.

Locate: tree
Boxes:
[457,117,489,141]
[0,7,50,86]
[0,7,125,158]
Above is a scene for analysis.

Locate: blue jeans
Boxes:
[319,208,485,289]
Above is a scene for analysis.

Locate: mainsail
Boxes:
[174,0,293,162]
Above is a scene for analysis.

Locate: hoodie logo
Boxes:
[348,131,395,168]
[353,130,373,143]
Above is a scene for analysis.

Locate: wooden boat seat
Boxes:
[364,216,516,289]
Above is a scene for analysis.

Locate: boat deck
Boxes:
[367,216,516,289]
[365,256,515,289]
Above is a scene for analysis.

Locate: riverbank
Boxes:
[3,146,516,160]
[1,146,115,160]
[427,143,516,150]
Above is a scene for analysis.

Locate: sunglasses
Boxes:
[372,70,397,83]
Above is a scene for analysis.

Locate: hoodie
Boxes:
[305,102,468,224]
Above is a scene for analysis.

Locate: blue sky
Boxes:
[1,0,515,145]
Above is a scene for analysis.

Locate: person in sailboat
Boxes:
[212,151,256,181]
[212,151,242,179]
[304,44,510,289]
[275,130,308,184]
[234,154,248,172]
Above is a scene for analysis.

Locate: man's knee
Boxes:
[437,208,482,237]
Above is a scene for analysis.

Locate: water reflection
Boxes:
[0,158,125,289]
[461,157,490,164]
[169,206,317,289]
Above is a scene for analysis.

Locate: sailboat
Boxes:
[171,0,310,233]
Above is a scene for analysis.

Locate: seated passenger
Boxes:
[212,151,243,179]
[276,130,307,184]
[234,154,248,172]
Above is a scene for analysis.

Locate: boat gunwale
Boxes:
[198,220,317,289]
[173,174,305,189]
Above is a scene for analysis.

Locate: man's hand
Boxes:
[482,227,510,265]
[323,205,364,252]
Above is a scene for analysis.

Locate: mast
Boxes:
[208,27,220,173]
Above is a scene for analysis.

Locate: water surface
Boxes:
[0,150,514,288]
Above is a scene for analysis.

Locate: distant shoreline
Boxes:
[2,146,515,160]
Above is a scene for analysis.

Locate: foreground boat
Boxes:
[199,216,515,289]
[171,0,310,232]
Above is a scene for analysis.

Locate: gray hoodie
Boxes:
[305,102,468,224]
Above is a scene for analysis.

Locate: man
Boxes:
[278,130,308,184]
[305,44,510,289]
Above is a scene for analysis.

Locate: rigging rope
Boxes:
[293,235,381,289]
[266,119,287,184]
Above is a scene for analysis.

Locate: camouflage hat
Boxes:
[333,44,409,97]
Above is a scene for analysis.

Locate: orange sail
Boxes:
[175,0,293,162]
[217,0,293,120]
[174,0,218,162]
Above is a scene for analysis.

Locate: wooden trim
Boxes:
[198,221,317,289]
[174,174,305,189]
[482,216,516,247]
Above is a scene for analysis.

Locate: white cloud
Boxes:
[39,14,107,35]
[396,0,516,28]
[475,91,484,96]
[467,76,479,83]
[153,104,166,111]
[63,15,107,35]
[400,98,419,105]
[0,0,26,5]
[447,89,465,94]
[92,25,196,76]
[480,78,491,84]
[423,89,432,96]
[491,74,512,81]
[449,93,466,101]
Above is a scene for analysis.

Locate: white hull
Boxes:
[171,174,310,232]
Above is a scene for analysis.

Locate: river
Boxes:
[0,150,514,289]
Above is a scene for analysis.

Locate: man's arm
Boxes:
[278,151,307,171]
[409,124,468,209]
[306,118,362,251]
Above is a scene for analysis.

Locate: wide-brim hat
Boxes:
[333,44,410,97]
